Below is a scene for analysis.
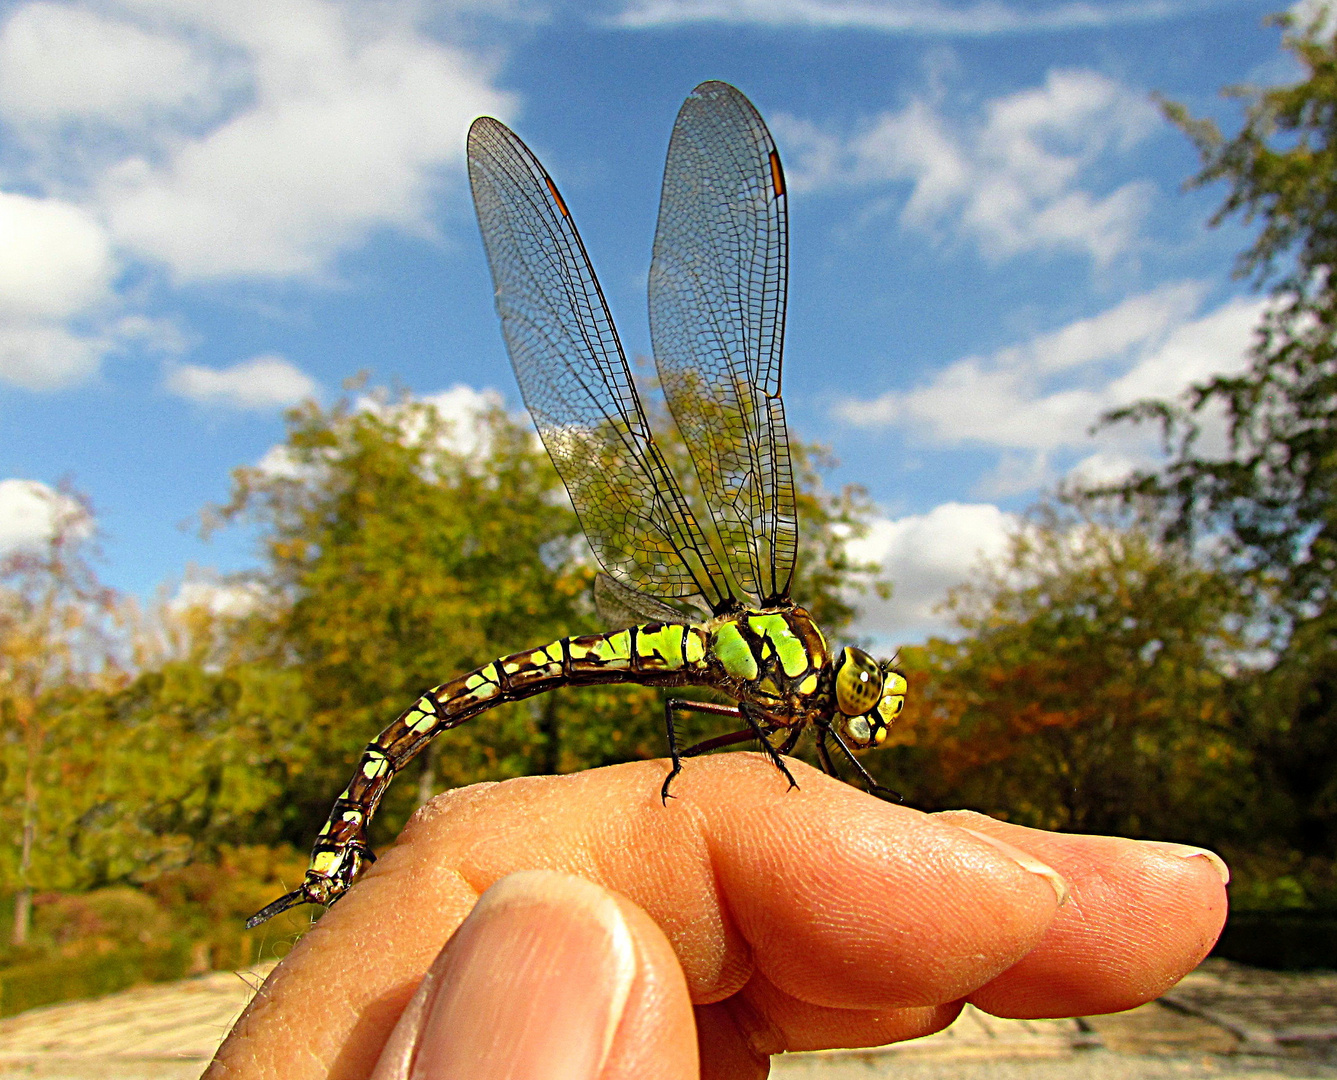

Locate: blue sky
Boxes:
[0,0,1307,643]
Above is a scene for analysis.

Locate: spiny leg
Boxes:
[814,726,839,777]
[661,698,744,803]
[738,703,800,792]
[827,725,904,802]
[776,724,804,755]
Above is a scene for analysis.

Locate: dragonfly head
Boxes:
[832,646,907,749]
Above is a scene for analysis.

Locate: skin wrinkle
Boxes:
[640,823,750,1004]
[699,765,1059,1009]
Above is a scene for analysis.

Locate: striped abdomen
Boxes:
[305,623,714,881]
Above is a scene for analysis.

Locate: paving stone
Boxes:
[2,957,1334,1079]
[0,966,273,1080]
[1163,959,1337,1054]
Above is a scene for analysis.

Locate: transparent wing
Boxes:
[468,117,732,612]
[649,81,797,606]
[592,571,709,629]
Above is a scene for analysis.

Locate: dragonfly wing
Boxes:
[650,81,798,606]
[469,117,732,612]
[593,571,710,628]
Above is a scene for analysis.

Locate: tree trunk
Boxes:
[12,749,35,947]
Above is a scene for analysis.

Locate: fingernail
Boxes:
[958,828,1070,907]
[1144,842,1231,884]
[372,871,636,1080]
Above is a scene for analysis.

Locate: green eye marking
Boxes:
[713,623,758,681]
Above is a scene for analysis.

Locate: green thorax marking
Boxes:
[710,607,829,694]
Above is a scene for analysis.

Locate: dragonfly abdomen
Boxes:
[245,621,722,926]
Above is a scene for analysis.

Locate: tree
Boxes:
[210,389,889,844]
[884,507,1252,840]
[1091,13,1337,862]
[1101,13,1337,624]
[0,488,119,945]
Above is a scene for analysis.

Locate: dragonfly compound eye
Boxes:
[835,646,883,717]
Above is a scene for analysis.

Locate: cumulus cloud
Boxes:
[357,383,508,458]
[0,479,92,554]
[775,69,1159,265]
[0,0,514,390]
[165,354,318,409]
[0,3,223,130]
[847,501,1017,642]
[169,577,264,618]
[0,190,118,388]
[90,0,515,280]
[1290,0,1337,37]
[0,192,114,320]
[254,383,508,481]
[612,0,1238,32]
[837,283,1264,494]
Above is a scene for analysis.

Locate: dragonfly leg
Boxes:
[825,725,903,802]
[814,725,839,776]
[776,724,804,755]
[661,698,745,803]
[739,703,799,792]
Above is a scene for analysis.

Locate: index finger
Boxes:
[214,755,1182,1079]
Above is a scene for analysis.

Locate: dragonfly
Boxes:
[248,81,907,928]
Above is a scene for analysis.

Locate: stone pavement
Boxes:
[0,958,1333,1079]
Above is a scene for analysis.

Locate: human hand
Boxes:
[208,755,1229,1080]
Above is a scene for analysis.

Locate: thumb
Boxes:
[371,870,698,1080]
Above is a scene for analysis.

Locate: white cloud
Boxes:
[358,383,507,458]
[847,501,1017,642]
[0,323,105,390]
[1290,0,1336,38]
[0,3,222,129]
[165,354,318,409]
[254,383,508,483]
[0,190,120,388]
[612,0,1241,32]
[775,69,1159,264]
[0,192,115,320]
[169,578,263,618]
[0,0,515,392]
[837,284,1264,492]
[91,0,515,280]
[0,479,92,554]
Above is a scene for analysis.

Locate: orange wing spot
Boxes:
[545,176,570,217]
[768,151,785,198]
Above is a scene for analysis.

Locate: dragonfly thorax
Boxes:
[707,606,829,710]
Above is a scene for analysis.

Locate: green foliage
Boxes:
[210,394,596,842]
[884,508,1253,840]
[1090,15,1337,864]
[1102,15,1337,625]
[0,665,307,893]
[0,846,310,1015]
